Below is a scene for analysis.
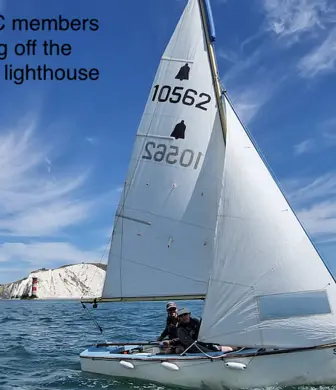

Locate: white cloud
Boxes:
[228,92,261,124]
[297,200,336,237]
[0,200,93,237]
[85,136,98,144]
[293,138,314,154]
[291,119,336,151]
[225,75,282,124]
[219,50,269,124]
[217,48,239,64]
[0,242,101,265]
[283,173,336,242]
[218,39,287,125]
[298,27,336,77]
[0,122,95,237]
[0,118,121,283]
[44,157,52,173]
[218,1,335,126]
[0,241,106,283]
[285,173,336,204]
[221,48,262,86]
[262,0,334,44]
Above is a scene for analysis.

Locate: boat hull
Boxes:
[80,344,336,389]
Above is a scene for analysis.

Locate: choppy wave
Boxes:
[0,300,197,390]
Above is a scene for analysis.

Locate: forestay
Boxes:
[198,96,336,349]
[102,0,225,300]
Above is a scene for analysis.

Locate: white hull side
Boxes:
[80,345,336,389]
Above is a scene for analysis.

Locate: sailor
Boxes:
[157,301,179,342]
[157,301,181,354]
[176,308,234,354]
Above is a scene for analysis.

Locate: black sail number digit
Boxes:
[195,93,211,111]
[180,149,194,167]
[166,146,179,164]
[169,87,183,103]
[158,86,171,102]
[182,89,197,106]
[142,141,155,160]
[152,85,159,101]
[153,144,167,162]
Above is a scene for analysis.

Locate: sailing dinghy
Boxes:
[80,0,336,388]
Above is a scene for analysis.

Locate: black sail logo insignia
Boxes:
[175,63,190,81]
[171,120,186,139]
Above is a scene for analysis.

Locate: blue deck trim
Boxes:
[82,345,262,360]
[203,0,216,42]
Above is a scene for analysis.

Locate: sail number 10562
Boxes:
[142,141,203,170]
[152,85,211,111]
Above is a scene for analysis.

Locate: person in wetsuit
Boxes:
[176,307,234,354]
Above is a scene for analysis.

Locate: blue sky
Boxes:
[0,0,335,284]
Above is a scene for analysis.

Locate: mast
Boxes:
[198,0,227,143]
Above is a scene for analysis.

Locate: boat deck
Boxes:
[81,344,261,360]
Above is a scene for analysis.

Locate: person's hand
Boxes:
[162,340,170,347]
[220,346,233,352]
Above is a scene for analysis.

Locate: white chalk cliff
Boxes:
[0,263,106,299]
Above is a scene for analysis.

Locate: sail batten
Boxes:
[161,57,194,63]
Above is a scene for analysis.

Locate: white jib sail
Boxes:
[198,96,336,349]
[102,0,225,300]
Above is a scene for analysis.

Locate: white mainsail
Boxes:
[102,0,225,300]
[198,96,336,348]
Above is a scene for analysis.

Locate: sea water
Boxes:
[0,299,203,390]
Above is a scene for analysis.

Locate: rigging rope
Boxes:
[81,301,108,343]
[180,341,245,360]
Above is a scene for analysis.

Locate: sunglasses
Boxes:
[167,307,176,312]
